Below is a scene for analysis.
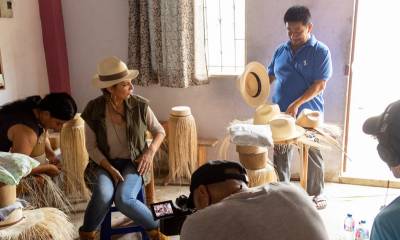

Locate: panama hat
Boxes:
[296,109,322,129]
[0,208,23,228]
[238,62,270,108]
[253,104,281,125]
[92,56,139,89]
[270,114,305,143]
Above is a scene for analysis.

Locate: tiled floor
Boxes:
[70,182,400,240]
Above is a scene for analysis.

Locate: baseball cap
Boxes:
[363,100,400,167]
[187,160,248,209]
[363,100,400,136]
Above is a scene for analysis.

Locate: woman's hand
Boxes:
[136,148,155,175]
[38,164,62,177]
[100,159,124,185]
[106,166,125,185]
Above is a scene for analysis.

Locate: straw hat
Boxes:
[253,104,281,125]
[92,56,139,89]
[238,62,270,108]
[270,114,305,142]
[296,109,322,129]
[0,208,23,228]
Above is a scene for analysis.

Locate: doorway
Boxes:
[345,0,400,180]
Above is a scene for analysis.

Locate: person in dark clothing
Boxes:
[0,92,77,176]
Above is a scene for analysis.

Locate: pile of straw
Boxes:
[17,175,72,214]
[0,207,75,240]
[247,163,278,187]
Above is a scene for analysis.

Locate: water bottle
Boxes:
[343,213,355,240]
[355,220,370,240]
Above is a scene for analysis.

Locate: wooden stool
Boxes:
[197,138,218,167]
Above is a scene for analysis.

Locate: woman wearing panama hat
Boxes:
[79,56,167,240]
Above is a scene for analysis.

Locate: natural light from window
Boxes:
[204,0,245,76]
[346,0,400,181]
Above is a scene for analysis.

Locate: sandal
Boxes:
[313,195,327,210]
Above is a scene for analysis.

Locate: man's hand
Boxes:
[286,102,300,117]
[135,148,155,175]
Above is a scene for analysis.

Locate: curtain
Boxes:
[128,0,209,87]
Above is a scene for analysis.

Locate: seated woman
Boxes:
[79,56,167,240]
[0,93,77,211]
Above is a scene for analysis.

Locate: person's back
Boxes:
[181,182,328,240]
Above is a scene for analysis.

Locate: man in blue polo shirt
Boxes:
[268,5,332,209]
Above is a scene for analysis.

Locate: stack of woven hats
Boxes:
[236,62,280,187]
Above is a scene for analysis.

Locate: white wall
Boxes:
[62,0,355,180]
[0,0,49,104]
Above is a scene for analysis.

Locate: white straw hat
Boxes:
[238,62,270,108]
[296,109,322,129]
[92,56,139,89]
[0,208,23,228]
[253,104,281,125]
[270,114,305,142]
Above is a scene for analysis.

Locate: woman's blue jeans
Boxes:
[79,159,158,232]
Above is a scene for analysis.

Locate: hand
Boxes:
[49,157,62,170]
[42,164,62,177]
[107,166,124,185]
[286,102,299,118]
[135,148,155,175]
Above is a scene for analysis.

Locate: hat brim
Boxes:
[272,126,306,142]
[239,62,270,108]
[92,69,139,89]
[0,208,23,228]
[363,115,382,136]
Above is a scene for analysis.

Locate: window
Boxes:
[204,0,245,76]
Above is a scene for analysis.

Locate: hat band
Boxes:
[250,72,261,97]
[99,70,129,82]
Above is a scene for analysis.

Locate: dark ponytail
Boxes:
[0,95,42,113]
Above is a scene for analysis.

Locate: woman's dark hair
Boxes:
[38,92,77,121]
[0,95,42,113]
[284,5,311,25]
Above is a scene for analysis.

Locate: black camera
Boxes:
[150,195,195,236]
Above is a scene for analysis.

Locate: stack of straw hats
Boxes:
[236,62,278,187]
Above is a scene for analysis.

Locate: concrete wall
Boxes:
[62,0,355,180]
[0,0,49,104]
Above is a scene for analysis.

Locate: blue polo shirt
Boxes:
[268,35,332,115]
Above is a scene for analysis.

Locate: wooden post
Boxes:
[300,144,309,191]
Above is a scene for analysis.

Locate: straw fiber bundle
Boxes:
[60,114,90,200]
[0,208,75,240]
[17,174,72,213]
[247,163,278,187]
[167,107,197,183]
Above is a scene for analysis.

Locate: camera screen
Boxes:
[151,200,175,219]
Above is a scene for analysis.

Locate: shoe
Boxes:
[313,195,327,210]
[146,228,170,240]
[79,230,97,240]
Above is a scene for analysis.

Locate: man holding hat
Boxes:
[268,5,332,209]
[363,100,400,240]
[180,160,329,240]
